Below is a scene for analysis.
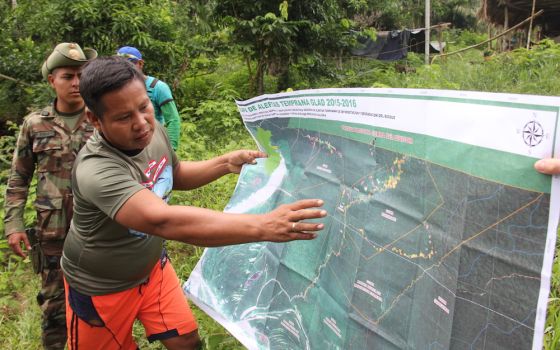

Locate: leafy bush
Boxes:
[325,39,560,97]
[451,28,487,47]
[0,37,54,124]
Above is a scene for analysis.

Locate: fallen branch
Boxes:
[0,73,30,86]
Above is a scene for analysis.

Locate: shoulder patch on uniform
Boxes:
[35,130,56,138]
[85,125,95,131]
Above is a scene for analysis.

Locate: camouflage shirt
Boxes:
[4,102,94,254]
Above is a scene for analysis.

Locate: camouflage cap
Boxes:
[41,42,98,80]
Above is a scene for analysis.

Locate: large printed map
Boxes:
[184,89,560,349]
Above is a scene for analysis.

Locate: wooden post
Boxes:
[425,0,430,65]
[488,25,492,50]
[503,4,509,51]
[527,0,537,49]
[438,26,444,57]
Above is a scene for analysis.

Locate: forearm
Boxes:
[152,205,263,246]
[114,190,325,247]
[173,156,231,190]
[4,167,33,235]
[173,150,265,190]
[4,198,28,235]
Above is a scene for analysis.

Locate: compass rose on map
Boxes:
[522,120,544,147]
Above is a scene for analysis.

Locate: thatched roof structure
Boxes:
[479,0,560,36]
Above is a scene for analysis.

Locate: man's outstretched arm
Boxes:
[115,189,326,246]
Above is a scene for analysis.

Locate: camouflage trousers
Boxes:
[37,262,66,350]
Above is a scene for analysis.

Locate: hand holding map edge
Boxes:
[534,158,560,175]
[225,149,268,174]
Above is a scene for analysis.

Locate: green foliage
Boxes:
[0,121,17,171]
[322,39,560,97]
[431,0,479,29]
[214,0,371,94]
[194,99,243,137]
[449,29,488,48]
[227,11,300,94]
[0,0,559,346]
[0,36,53,122]
[0,175,42,350]
[544,247,560,350]
[0,0,195,125]
[0,269,41,350]
[178,54,278,111]
[61,0,182,79]
[279,1,289,21]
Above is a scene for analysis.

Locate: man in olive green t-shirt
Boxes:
[61,57,327,349]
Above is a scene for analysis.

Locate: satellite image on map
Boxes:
[184,89,559,350]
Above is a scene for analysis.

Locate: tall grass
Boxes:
[334,39,560,97]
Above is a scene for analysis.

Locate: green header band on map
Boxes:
[287,118,552,193]
[238,92,560,112]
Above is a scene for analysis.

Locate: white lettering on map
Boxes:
[341,125,413,144]
[354,279,383,302]
[382,209,397,222]
[317,163,332,174]
[281,319,300,340]
[434,296,450,314]
[323,317,342,338]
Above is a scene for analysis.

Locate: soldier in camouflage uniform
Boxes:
[4,42,97,350]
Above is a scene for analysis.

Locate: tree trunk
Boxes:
[277,69,290,92]
[255,59,265,95]
[502,5,509,51]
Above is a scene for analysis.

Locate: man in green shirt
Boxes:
[61,56,327,349]
[4,42,96,350]
[117,46,181,150]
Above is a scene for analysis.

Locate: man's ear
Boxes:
[47,73,56,88]
[86,108,102,131]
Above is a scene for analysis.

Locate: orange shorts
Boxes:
[64,256,198,350]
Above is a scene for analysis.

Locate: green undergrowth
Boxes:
[330,39,560,96]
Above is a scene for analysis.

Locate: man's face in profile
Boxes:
[88,79,155,151]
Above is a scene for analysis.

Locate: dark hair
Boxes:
[79,56,145,118]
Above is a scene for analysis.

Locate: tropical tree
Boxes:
[214,0,370,94]
[0,0,189,125]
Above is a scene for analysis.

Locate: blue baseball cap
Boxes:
[116,46,142,61]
